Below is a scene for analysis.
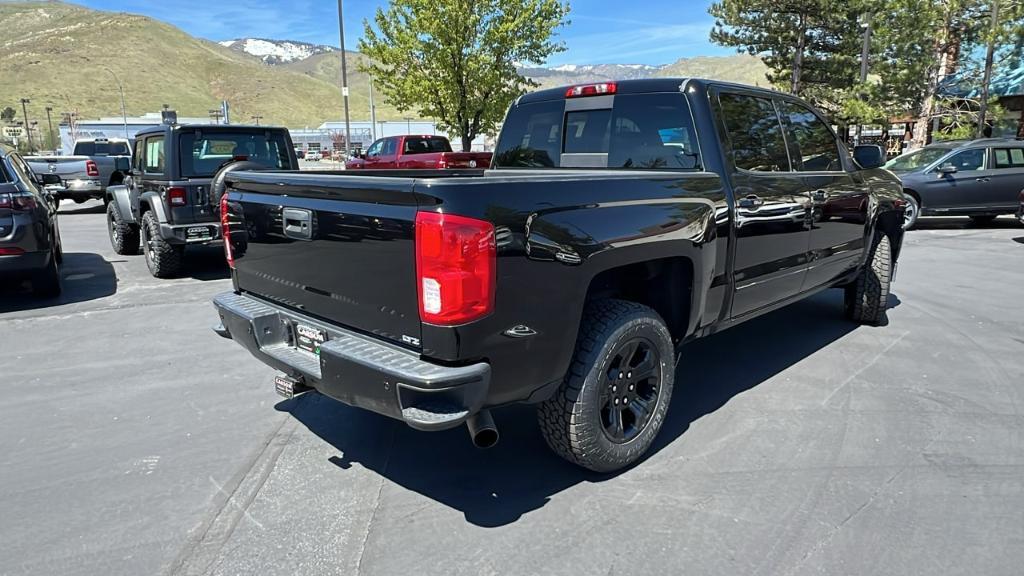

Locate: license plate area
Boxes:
[293,322,328,355]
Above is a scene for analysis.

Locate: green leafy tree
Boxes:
[709,0,863,111]
[0,106,15,124]
[359,0,570,151]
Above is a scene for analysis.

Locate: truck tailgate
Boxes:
[26,157,88,180]
[225,172,422,347]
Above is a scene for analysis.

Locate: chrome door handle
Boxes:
[976,177,991,182]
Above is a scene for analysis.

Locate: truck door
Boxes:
[778,99,867,290]
[716,90,812,317]
[377,137,398,168]
[362,139,384,168]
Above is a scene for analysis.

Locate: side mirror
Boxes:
[853,145,885,169]
[938,163,957,175]
[40,173,62,186]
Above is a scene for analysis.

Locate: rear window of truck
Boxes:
[403,137,452,154]
[179,131,292,177]
[73,141,130,156]
[494,93,701,170]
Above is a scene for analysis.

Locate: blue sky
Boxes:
[76,0,732,66]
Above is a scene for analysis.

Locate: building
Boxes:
[58,113,493,156]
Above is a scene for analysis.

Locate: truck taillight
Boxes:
[220,194,234,269]
[415,211,495,326]
[86,160,99,177]
[168,187,187,206]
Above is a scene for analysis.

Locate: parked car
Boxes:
[305,150,322,162]
[25,138,131,203]
[213,79,906,472]
[0,144,64,297]
[295,149,306,160]
[105,124,298,278]
[344,135,492,169]
[886,138,1024,229]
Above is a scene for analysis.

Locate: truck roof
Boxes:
[518,77,781,105]
[132,123,287,138]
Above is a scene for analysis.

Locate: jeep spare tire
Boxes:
[211,161,270,206]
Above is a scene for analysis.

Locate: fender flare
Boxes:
[106,185,136,224]
[139,191,169,223]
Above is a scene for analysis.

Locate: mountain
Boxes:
[0,1,386,128]
[0,1,770,131]
[219,38,337,65]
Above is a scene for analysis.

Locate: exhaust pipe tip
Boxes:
[466,409,499,449]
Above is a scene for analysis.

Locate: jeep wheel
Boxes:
[141,211,183,278]
[31,249,62,298]
[107,202,140,255]
[538,299,675,473]
[845,233,892,325]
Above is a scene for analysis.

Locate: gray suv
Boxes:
[887,138,1024,229]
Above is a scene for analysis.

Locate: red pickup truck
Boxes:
[344,135,492,170]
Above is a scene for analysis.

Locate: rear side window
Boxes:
[993,148,1024,169]
[781,101,842,171]
[144,137,165,173]
[719,93,790,172]
[494,93,701,170]
[382,138,397,156]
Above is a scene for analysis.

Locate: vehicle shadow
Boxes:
[0,253,116,313]
[278,289,894,527]
[913,216,1023,230]
[181,245,230,281]
[57,201,106,215]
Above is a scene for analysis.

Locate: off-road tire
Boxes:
[538,299,675,473]
[107,202,140,255]
[845,233,892,325]
[31,249,62,298]
[141,211,183,278]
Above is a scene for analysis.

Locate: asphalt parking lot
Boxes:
[2,201,1023,576]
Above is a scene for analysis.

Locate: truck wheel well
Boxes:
[903,188,920,204]
[584,257,693,343]
[109,172,124,187]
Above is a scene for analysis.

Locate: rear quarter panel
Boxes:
[415,170,728,406]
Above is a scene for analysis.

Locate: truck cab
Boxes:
[106,124,298,278]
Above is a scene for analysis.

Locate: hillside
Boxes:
[0,1,382,127]
[656,54,770,87]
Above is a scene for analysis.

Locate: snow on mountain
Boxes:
[220,38,337,65]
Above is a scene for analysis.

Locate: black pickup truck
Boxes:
[212,79,906,472]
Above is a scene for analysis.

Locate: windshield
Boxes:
[884,147,951,172]
[74,141,130,156]
[403,137,452,154]
[179,131,291,177]
[494,93,701,170]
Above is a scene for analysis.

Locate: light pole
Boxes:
[251,114,263,126]
[369,76,377,140]
[337,0,352,159]
[19,98,34,152]
[102,67,130,142]
[44,106,55,152]
[854,14,872,146]
[208,109,224,125]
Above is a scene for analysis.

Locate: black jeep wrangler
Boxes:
[105,124,298,277]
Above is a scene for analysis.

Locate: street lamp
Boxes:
[854,14,872,146]
[102,66,130,142]
[44,106,55,153]
[19,98,34,152]
[337,0,352,159]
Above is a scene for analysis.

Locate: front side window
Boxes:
[145,137,165,173]
[781,101,842,171]
[133,140,145,171]
[719,93,790,172]
[940,149,986,172]
[365,140,383,157]
[992,148,1024,169]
